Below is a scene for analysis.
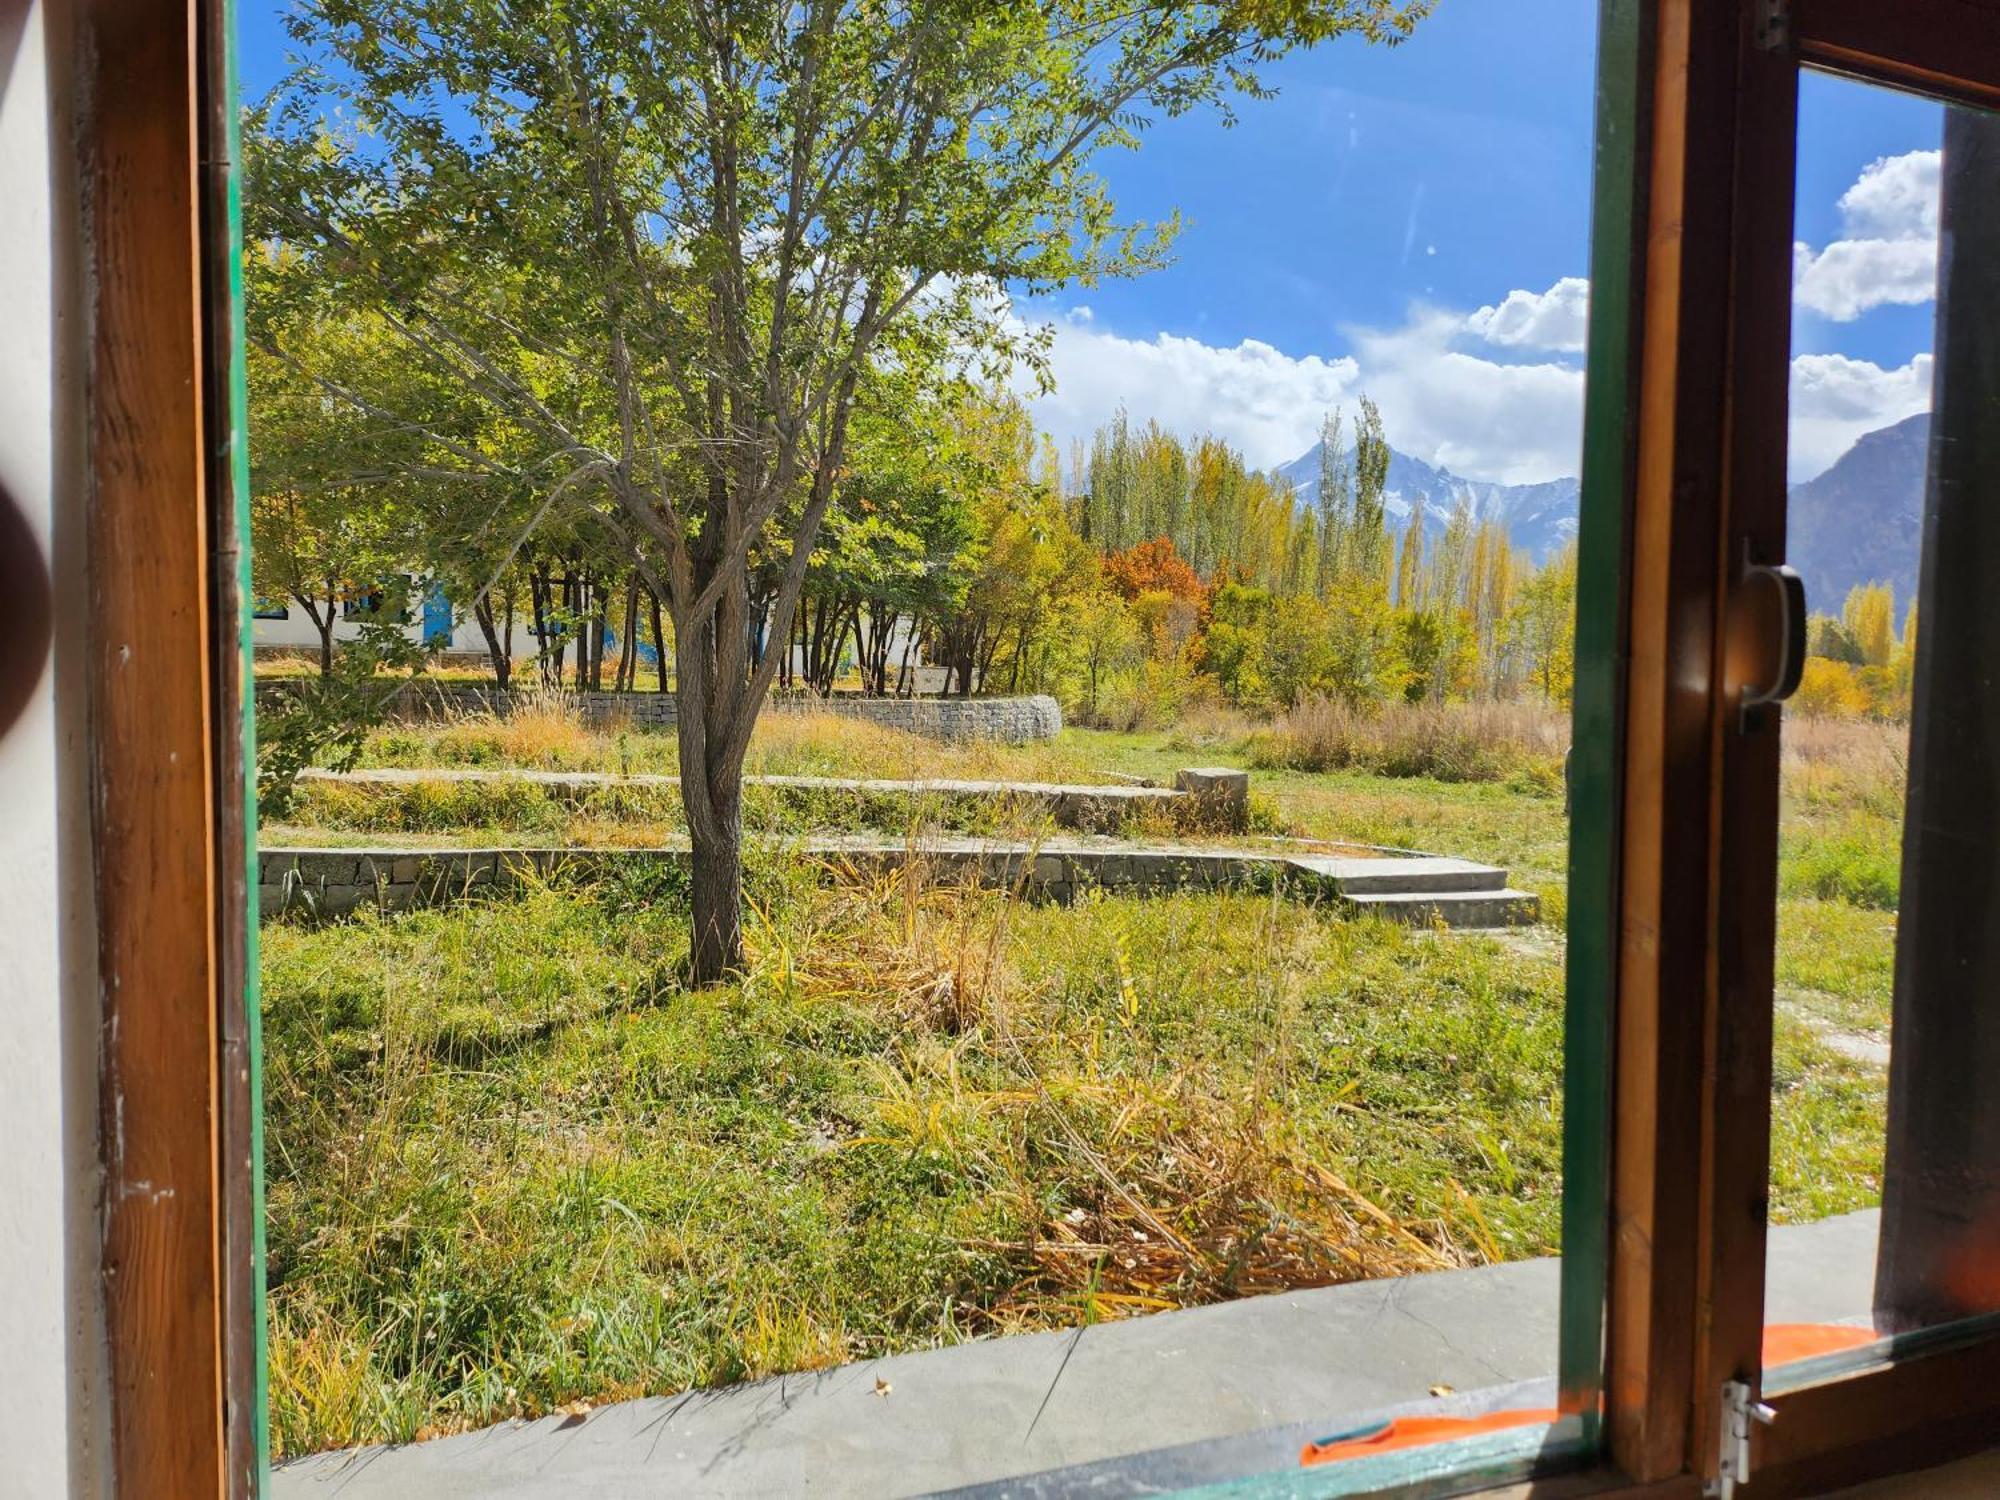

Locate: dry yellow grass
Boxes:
[1248,697,1569,782]
[360,699,1114,784]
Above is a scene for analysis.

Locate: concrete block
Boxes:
[295,852,359,884]
[318,885,363,918]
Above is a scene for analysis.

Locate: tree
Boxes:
[1347,395,1392,592]
[1509,539,1576,702]
[928,392,1096,697]
[1808,613,1867,665]
[254,0,1432,983]
[1104,537,1206,605]
[1321,582,1404,706]
[1394,496,1424,609]
[1200,581,1275,707]
[1843,582,1897,667]
[1068,589,1143,720]
[1793,657,1871,718]
[247,317,420,677]
[1314,408,1352,595]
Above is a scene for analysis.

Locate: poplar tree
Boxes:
[1350,396,1392,592]
[1313,408,1351,596]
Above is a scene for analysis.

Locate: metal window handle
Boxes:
[1741,557,1807,719]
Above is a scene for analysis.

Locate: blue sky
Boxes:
[1034,1,1600,355]
[236,5,1944,486]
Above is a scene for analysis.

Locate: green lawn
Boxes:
[262,713,1900,1455]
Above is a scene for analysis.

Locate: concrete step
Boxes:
[1286,854,1508,895]
[1342,887,1539,929]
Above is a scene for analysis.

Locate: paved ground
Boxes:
[274,1211,1883,1500]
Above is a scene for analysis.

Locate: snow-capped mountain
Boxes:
[1272,442,1583,564]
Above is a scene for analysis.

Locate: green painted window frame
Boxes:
[214,0,1645,1492]
[218,0,270,1486]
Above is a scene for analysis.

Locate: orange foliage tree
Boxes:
[1103,537,1207,605]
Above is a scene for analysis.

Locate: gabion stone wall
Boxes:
[252,681,1063,743]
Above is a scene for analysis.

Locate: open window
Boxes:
[72,1,2000,1498]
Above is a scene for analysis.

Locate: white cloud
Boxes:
[1010,147,1943,490]
[1794,150,1940,321]
[1023,301,1931,489]
[1838,149,1940,239]
[1025,323,1361,471]
[1788,351,1932,482]
[1793,237,1938,321]
[1025,304,1586,484]
[1345,309,1586,483]
[1464,276,1590,353]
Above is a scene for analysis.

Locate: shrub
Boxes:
[1792,658,1871,719]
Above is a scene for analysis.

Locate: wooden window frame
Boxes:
[82,1,2000,1497]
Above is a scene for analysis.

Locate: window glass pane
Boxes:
[1768,70,2000,1378]
[239,1,1615,1491]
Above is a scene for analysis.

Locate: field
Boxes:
[262,702,1898,1456]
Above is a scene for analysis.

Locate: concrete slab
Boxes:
[272,1212,1882,1500]
[1284,854,1507,895]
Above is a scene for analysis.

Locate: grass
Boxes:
[355,702,1113,783]
[265,869,1564,1455]
[262,700,1910,1457]
[1774,900,1898,1035]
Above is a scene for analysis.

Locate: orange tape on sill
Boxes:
[1299,1325,1878,1468]
[1300,1408,1560,1467]
[1761,1322,1877,1364]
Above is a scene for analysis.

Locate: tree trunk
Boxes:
[686,775,743,986]
[474,594,511,689]
[569,568,588,692]
[675,589,753,984]
[617,575,640,692]
[306,588,337,679]
[588,578,609,691]
[648,588,669,693]
[530,562,561,687]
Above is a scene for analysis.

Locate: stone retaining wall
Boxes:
[257,839,1536,928]
[253,681,1063,742]
[258,842,1276,919]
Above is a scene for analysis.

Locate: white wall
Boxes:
[0,2,110,1495]
[253,604,491,656]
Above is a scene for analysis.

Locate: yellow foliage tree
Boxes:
[1842,582,1896,667]
[1792,657,1871,718]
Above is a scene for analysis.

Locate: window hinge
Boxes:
[1754,0,1791,51]
[1706,1379,1778,1499]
